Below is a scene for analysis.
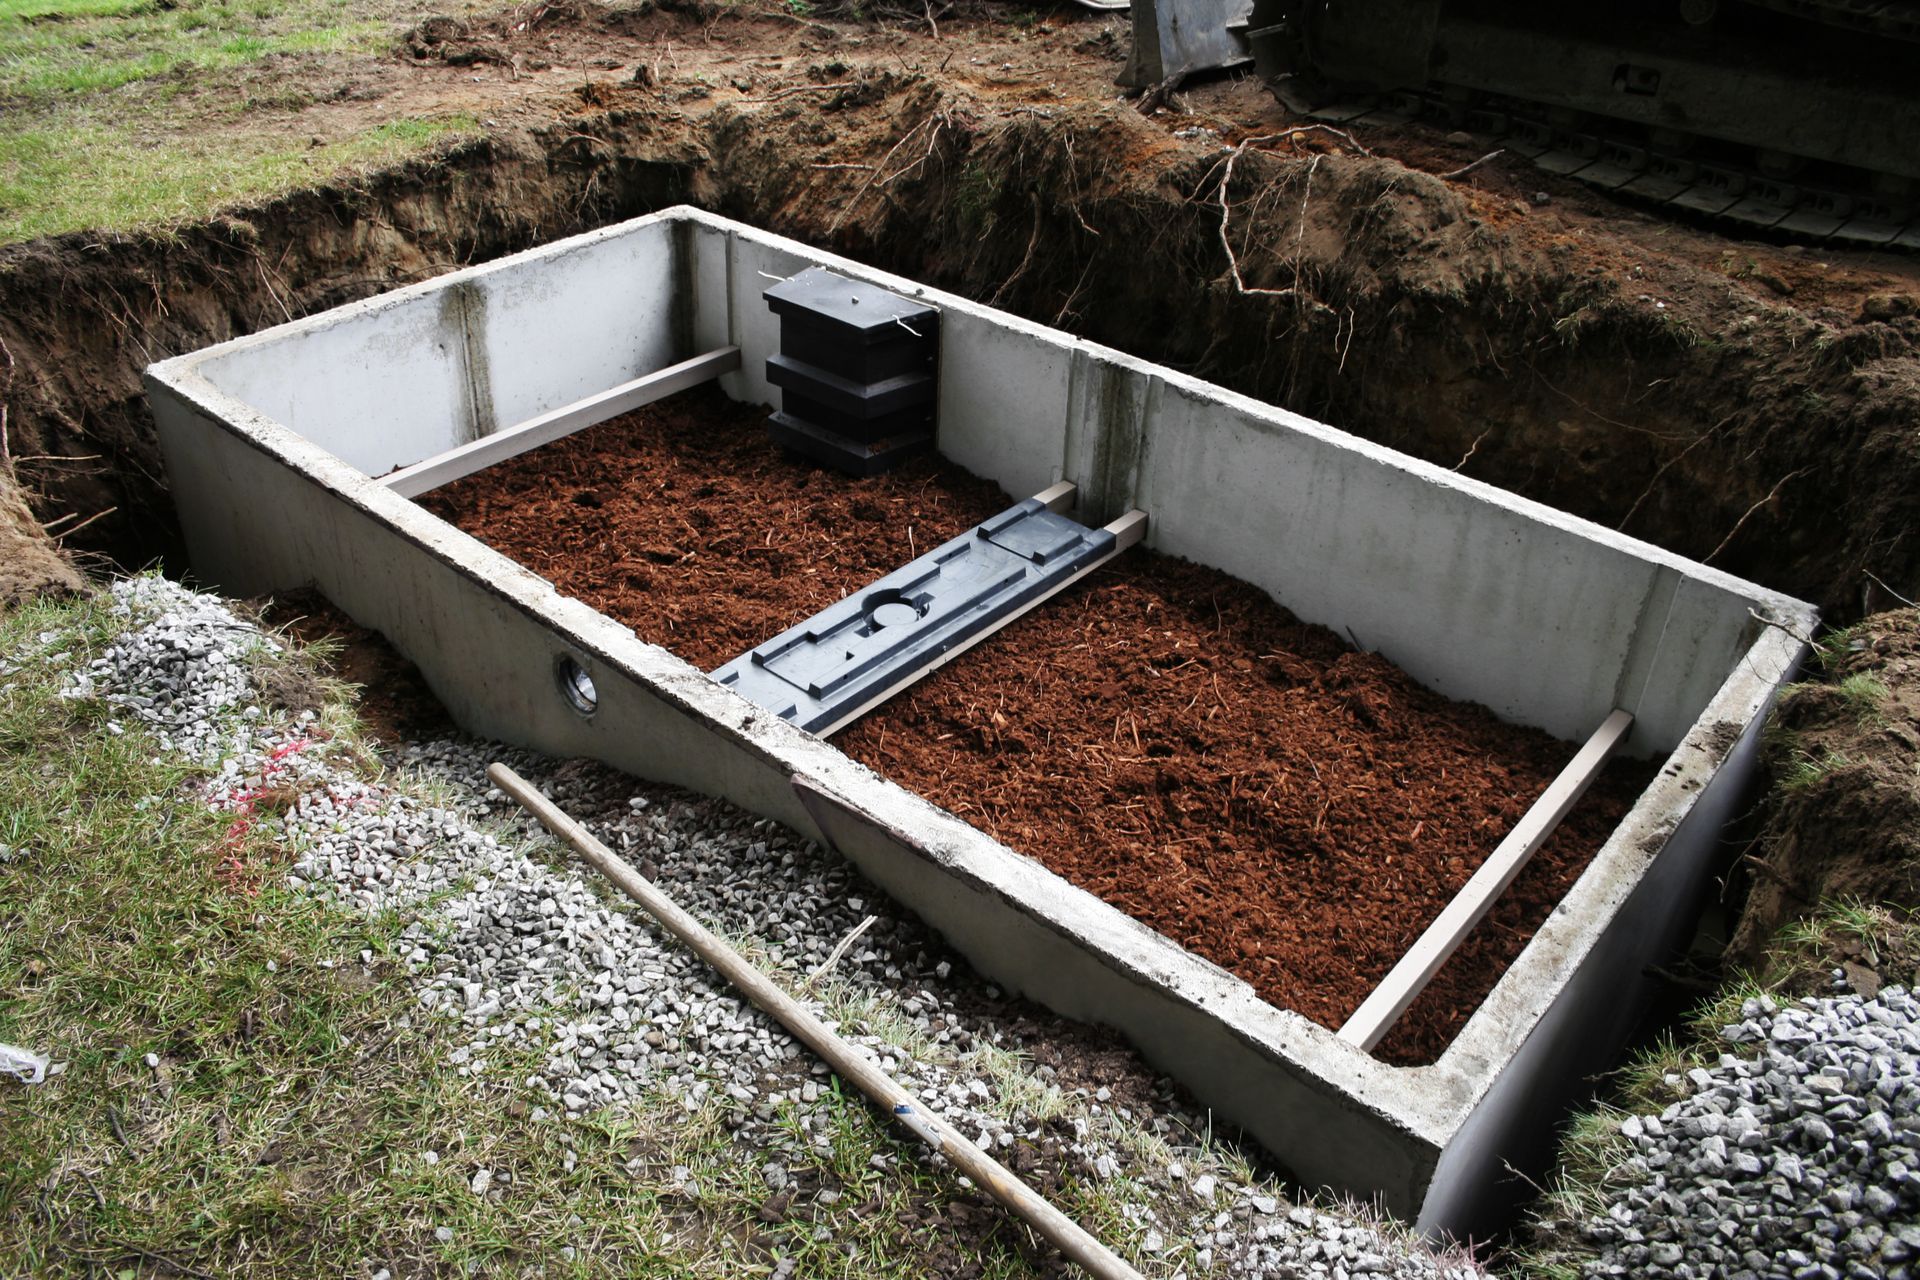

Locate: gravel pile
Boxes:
[1578,989,1920,1279]
[31,576,1489,1279]
[57,576,279,760]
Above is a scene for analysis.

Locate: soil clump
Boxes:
[0,464,84,609]
[423,387,1652,1064]
[1733,607,1920,963]
[259,590,460,744]
[0,353,84,609]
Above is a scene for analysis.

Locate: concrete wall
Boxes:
[191,219,685,479]
[145,206,1817,1236]
[1415,628,1799,1234]
[686,217,1801,758]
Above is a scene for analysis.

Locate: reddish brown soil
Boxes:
[259,589,458,745]
[423,387,1650,1063]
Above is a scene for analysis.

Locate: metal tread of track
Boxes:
[1311,94,1920,251]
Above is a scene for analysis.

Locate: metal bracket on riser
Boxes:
[712,483,1147,737]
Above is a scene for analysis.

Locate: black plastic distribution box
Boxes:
[763,267,939,475]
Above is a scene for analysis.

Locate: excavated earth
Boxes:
[2,0,1920,1224]
[420,388,1651,1065]
[1,0,1918,624]
[1734,607,1920,964]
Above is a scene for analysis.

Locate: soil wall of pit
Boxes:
[3,20,1916,617]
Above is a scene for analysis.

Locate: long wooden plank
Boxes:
[490,763,1148,1280]
[1337,708,1635,1052]
[381,346,742,498]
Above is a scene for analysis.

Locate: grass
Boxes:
[0,1,384,102]
[0,113,480,243]
[1762,629,1888,792]
[0,0,488,242]
[1777,745,1850,794]
[1771,898,1913,973]
[1836,671,1891,726]
[0,114,480,243]
[1812,619,1864,672]
[4,580,1287,1279]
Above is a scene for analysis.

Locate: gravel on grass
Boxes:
[20,575,1496,1278]
[1569,987,1920,1279]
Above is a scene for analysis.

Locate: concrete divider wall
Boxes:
[145,207,1818,1236]
[190,219,684,479]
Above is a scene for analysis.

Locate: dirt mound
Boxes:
[258,590,458,744]
[0,465,83,609]
[1732,608,1920,961]
[0,346,84,608]
[403,2,675,71]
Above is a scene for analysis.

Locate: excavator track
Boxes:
[1242,0,1920,250]
[1306,91,1920,250]
[1737,0,1920,41]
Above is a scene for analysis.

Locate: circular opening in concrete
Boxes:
[556,655,598,716]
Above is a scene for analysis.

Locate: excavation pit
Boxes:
[145,207,1815,1236]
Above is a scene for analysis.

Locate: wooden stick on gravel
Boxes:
[488,763,1147,1280]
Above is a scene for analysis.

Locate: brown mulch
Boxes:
[422,387,1652,1063]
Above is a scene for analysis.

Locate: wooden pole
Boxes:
[488,763,1148,1280]
[382,347,741,498]
[1337,708,1635,1051]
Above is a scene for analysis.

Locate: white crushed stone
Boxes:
[24,577,1491,1280]
[53,577,278,760]
[1575,990,1920,1279]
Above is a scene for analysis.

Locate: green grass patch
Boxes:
[1836,671,1891,725]
[0,112,479,242]
[1777,745,1849,794]
[0,0,489,242]
[0,0,155,19]
[0,1,383,103]
[1813,620,1864,672]
[1772,898,1915,974]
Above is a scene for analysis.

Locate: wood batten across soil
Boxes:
[421,386,1653,1065]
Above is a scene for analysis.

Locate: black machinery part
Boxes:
[1245,0,1920,247]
